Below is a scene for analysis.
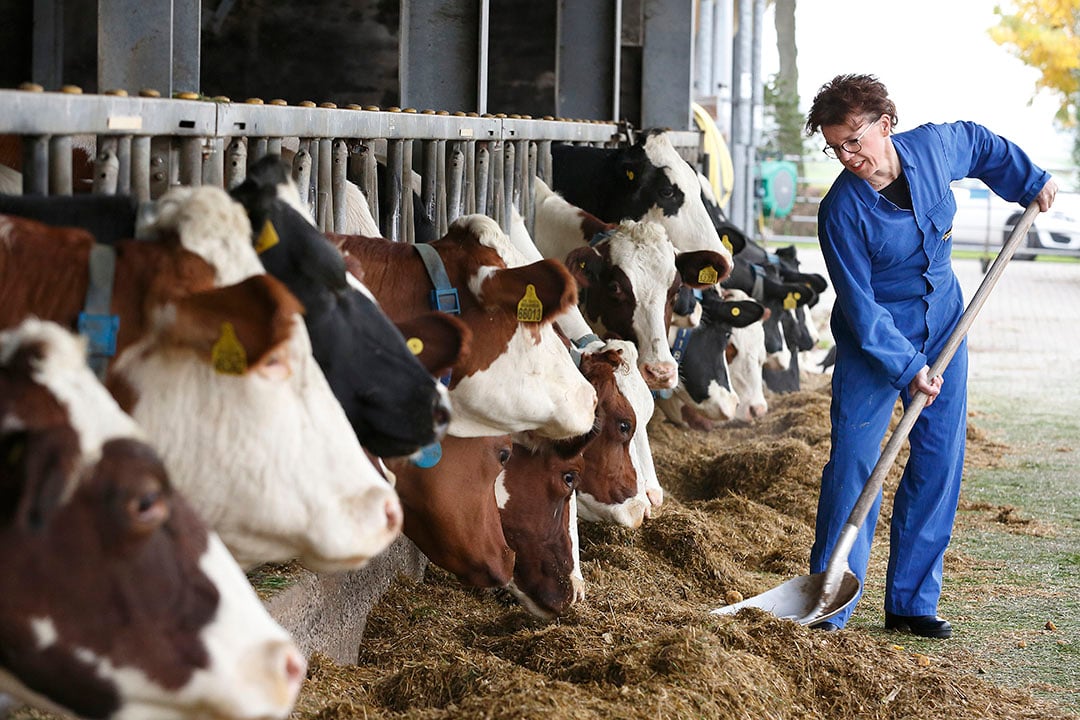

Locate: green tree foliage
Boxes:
[990,0,1080,164]
[763,74,805,159]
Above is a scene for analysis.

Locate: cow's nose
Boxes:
[384,495,403,534]
[265,640,307,708]
[641,362,677,390]
[646,486,664,509]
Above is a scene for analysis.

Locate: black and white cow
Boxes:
[655,286,766,430]
[230,156,463,458]
[551,129,735,269]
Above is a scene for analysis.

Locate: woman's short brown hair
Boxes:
[805,74,898,136]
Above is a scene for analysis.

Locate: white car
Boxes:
[950,179,1080,259]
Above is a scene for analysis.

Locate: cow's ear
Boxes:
[722,300,766,328]
[717,224,747,255]
[479,260,577,322]
[159,275,302,373]
[1,426,78,530]
[395,312,472,377]
[564,246,604,288]
[676,250,730,289]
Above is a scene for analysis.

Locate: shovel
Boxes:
[711,199,1042,626]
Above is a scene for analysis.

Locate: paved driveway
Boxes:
[784,246,1080,406]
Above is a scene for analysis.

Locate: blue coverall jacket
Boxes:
[811,121,1050,627]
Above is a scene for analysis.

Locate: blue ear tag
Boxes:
[652,389,674,400]
[412,442,443,468]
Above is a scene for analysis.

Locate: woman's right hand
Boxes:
[910,365,943,407]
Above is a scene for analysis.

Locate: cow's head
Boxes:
[390,435,516,588]
[108,274,403,571]
[230,157,457,458]
[723,289,769,421]
[565,218,730,390]
[498,435,592,619]
[433,215,598,439]
[573,345,651,528]
[0,319,304,720]
[614,130,735,272]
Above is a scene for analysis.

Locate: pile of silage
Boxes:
[290,381,1063,720]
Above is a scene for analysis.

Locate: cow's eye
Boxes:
[618,420,632,435]
[607,281,624,298]
[497,447,511,465]
[561,471,578,488]
[659,186,676,199]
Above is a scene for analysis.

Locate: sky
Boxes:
[760,0,1075,175]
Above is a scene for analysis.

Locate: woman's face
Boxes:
[821,113,889,181]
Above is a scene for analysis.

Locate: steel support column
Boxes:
[641,0,693,131]
[556,0,620,121]
[401,0,486,113]
[98,0,201,95]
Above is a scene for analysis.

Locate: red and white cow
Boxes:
[0,318,305,720]
[0,187,402,571]
[507,209,665,520]
[388,435,516,589]
[530,178,730,390]
[332,215,597,439]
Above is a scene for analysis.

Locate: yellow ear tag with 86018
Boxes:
[517,284,543,322]
[698,265,719,285]
[783,291,801,311]
[406,337,424,355]
[212,321,248,375]
[254,219,280,254]
[721,233,733,253]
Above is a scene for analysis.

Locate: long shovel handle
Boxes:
[823,200,1041,578]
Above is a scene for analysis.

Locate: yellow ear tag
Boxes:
[626,170,635,181]
[783,292,798,311]
[730,306,740,317]
[721,233,733,253]
[254,219,280,254]
[406,337,424,355]
[697,265,719,285]
[211,321,248,375]
[516,284,543,322]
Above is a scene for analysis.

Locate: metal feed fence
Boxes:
[0,87,703,243]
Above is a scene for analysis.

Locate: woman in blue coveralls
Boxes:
[804,74,1057,637]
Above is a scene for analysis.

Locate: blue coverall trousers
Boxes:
[809,336,968,627]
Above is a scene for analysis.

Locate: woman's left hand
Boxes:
[1035,178,1058,212]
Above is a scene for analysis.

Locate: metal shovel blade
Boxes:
[710,569,861,625]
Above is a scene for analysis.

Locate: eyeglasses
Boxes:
[822,117,882,159]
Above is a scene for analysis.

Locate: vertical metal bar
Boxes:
[403,140,415,244]
[526,141,537,236]
[464,141,476,215]
[93,143,119,195]
[178,137,202,187]
[491,141,504,228]
[250,137,269,166]
[131,136,151,202]
[292,148,312,211]
[32,0,64,90]
[475,142,489,216]
[332,139,348,234]
[115,135,132,194]
[305,138,319,217]
[538,140,552,184]
[478,0,490,115]
[421,139,438,238]
[203,137,224,188]
[267,137,282,157]
[502,141,515,231]
[22,136,48,196]
[317,138,333,233]
[436,139,448,236]
[446,143,464,228]
[148,137,171,200]
[225,138,247,190]
[357,142,379,232]
[49,135,73,196]
[385,139,404,243]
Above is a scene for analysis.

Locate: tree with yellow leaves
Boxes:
[990,0,1080,164]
